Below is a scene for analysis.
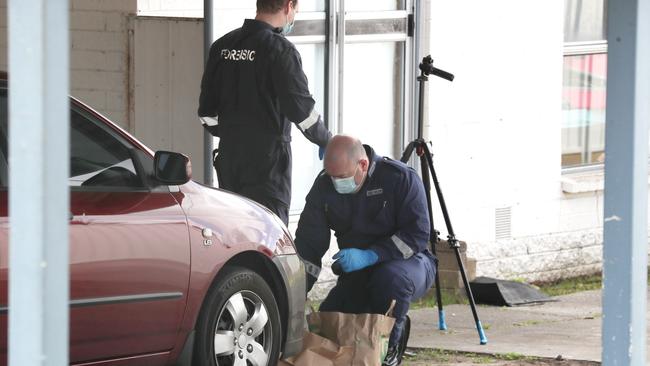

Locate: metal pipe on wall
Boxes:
[8,0,70,365]
[203,0,214,186]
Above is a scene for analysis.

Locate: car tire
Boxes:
[194,266,282,366]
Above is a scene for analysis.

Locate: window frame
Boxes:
[285,0,418,216]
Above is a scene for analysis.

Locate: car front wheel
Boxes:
[194,266,282,366]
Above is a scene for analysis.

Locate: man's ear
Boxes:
[360,158,370,172]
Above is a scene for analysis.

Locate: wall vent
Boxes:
[495,206,512,241]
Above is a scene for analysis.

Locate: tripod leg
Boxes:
[452,245,487,344]
[422,144,487,345]
[419,153,447,330]
[400,141,417,164]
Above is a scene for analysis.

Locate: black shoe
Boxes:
[382,345,400,366]
[383,315,411,366]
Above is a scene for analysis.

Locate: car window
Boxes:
[0,88,146,190]
[70,108,145,189]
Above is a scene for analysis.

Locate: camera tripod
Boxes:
[400,56,487,345]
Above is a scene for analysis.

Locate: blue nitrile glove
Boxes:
[332,248,378,273]
[318,146,326,160]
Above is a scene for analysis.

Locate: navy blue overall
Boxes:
[199,19,331,225]
[294,145,438,346]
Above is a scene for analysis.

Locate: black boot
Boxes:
[382,345,400,366]
[382,315,411,366]
[398,315,411,363]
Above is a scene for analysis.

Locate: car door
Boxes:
[0,87,191,365]
[67,106,191,363]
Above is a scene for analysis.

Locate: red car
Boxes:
[0,77,305,366]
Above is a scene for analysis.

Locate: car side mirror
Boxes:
[154,151,191,185]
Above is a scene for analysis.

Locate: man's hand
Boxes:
[332,248,378,273]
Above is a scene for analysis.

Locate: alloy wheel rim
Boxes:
[213,290,272,366]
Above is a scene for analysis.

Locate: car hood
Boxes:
[177,181,295,255]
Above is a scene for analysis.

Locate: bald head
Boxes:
[324,135,369,182]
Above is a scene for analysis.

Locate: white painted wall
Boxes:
[425,0,646,282]
[427,0,564,241]
[0,0,136,129]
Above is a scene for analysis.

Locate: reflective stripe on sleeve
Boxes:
[392,234,414,259]
[200,116,219,126]
[297,109,320,131]
[302,259,322,279]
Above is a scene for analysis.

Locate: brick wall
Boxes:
[0,0,137,129]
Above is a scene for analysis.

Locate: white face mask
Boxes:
[331,165,360,194]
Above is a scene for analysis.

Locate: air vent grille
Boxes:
[495,206,512,241]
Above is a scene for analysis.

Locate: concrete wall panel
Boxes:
[132,17,205,182]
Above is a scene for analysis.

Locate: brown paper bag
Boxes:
[278,331,354,366]
[280,301,396,366]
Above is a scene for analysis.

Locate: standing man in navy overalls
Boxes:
[198,0,331,225]
[294,135,438,366]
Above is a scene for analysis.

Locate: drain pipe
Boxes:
[203,0,215,186]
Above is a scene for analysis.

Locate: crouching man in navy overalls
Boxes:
[294,134,438,366]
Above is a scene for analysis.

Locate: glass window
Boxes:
[70,109,144,189]
[562,0,607,168]
[297,0,325,12]
[564,0,607,42]
[345,0,406,12]
[345,18,407,36]
[561,53,607,167]
[290,43,326,213]
[342,42,404,159]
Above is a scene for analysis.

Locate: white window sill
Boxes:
[561,169,604,194]
[561,166,650,194]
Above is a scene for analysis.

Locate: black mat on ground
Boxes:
[469,276,556,306]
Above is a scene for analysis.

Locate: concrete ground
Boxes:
[407,289,650,364]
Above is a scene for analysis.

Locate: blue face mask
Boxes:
[281,8,295,35]
[331,166,360,194]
